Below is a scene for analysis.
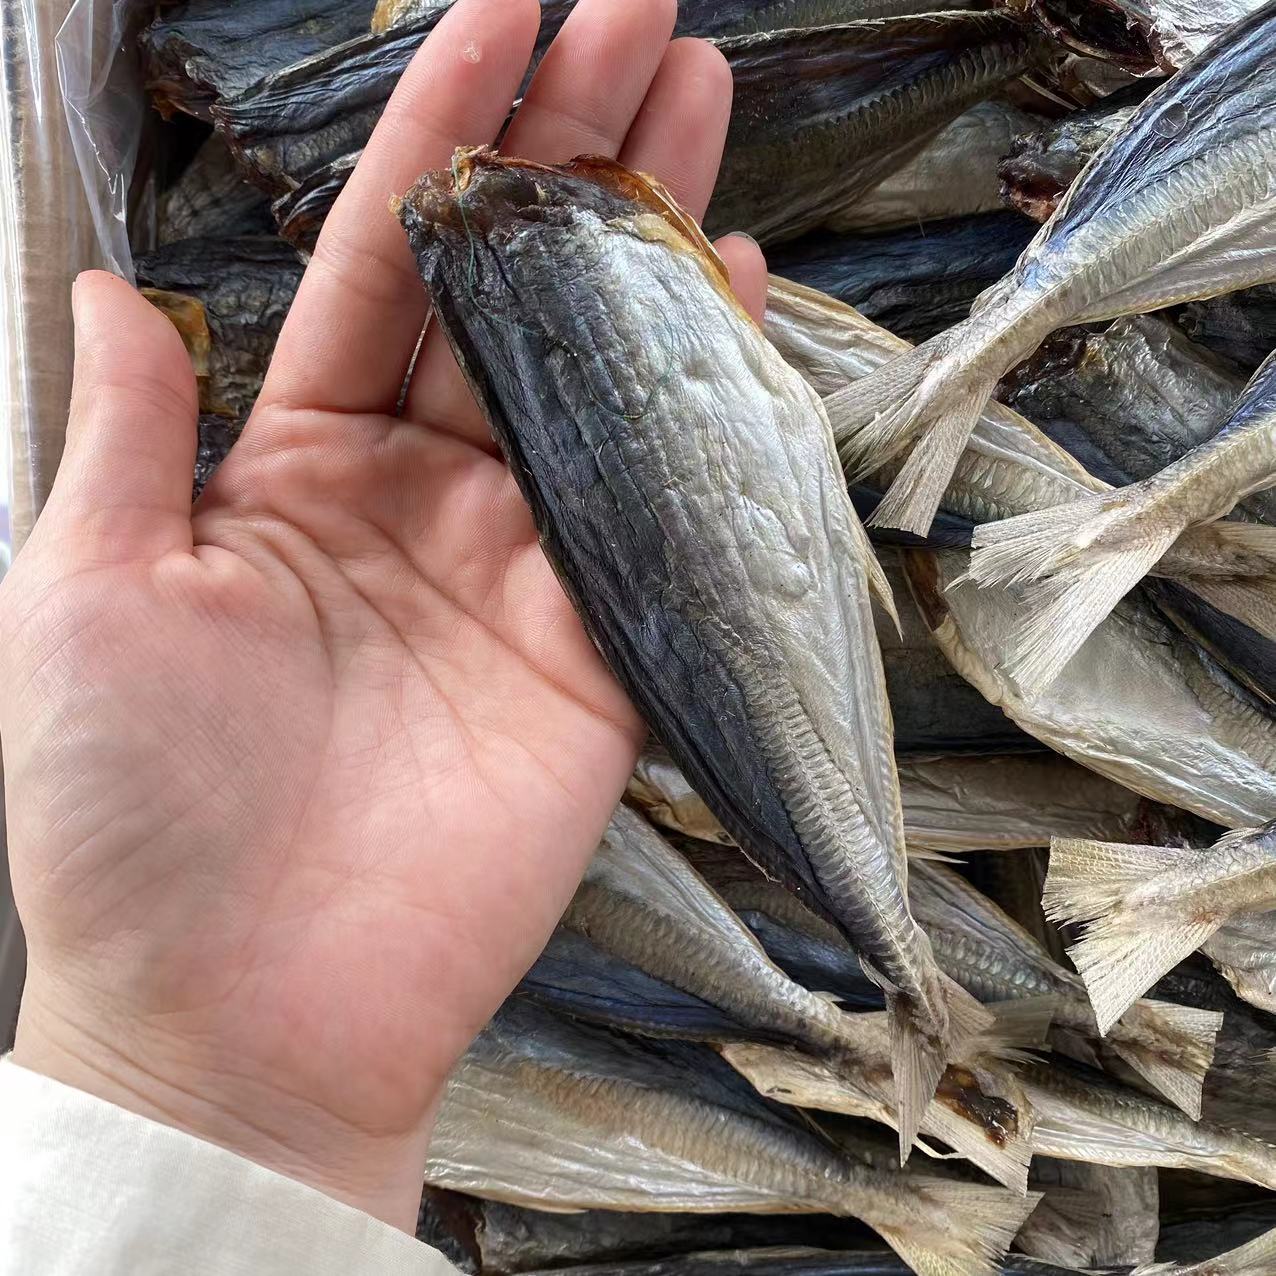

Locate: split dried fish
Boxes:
[829,5,1276,537]
[970,348,1276,692]
[140,0,377,120]
[902,549,1276,828]
[769,213,1036,346]
[400,148,991,1153]
[704,13,1050,244]
[426,1000,1039,1276]
[1044,820,1276,1032]
[1012,0,1266,73]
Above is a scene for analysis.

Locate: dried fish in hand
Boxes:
[970,349,1276,691]
[830,5,1276,536]
[400,148,993,1155]
[140,0,377,120]
[1045,820,1276,1032]
[1012,0,1267,73]
[705,13,1050,245]
[902,549,1276,827]
[769,214,1036,346]
[427,1000,1039,1276]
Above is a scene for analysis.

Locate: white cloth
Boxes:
[0,1057,459,1274]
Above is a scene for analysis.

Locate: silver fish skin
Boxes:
[902,549,1276,829]
[1045,820,1276,1034]
[1202,909,1276,1014]
[628,741,1161,855]
[829,3,1276,537]
[1013,0,1266,72]
[426,1000,1039,1276]
[1022,1057,1276,1189]
[970,345,1276,692]
[765,279,1270,597]
[704,13,1050,244]
[1134,1226,1276,1276]
[826,100,1042,234]
[400,149,988,1156]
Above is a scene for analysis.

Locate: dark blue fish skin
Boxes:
[518,929,796,1046]
[769,213,1036,344]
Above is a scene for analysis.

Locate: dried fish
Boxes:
[518,1253,1098,1276]
[194,414,239,500]
[998,84,1149,222]
[971,347,1276,691]
[902,549,1276,828]
[826,101,1042,234]
[1022,1160,1160,1267]
[159,136,274,243]
[1023,1056,1276,1188]
[135,235,302,420]
[704,13,1051,244]
[628,741,1178,855]
[1158,1199,1276,1264]
[140,0,378,120]
[426,1000,1039,1276]
[1176,284,1276,377]
[1012,0,1266,73]
[1202,910,1276,1015]
[401,149,993,1154]
[769,214,1036,346]
[1136,1225,1276,1275]
[830,5,1276,537]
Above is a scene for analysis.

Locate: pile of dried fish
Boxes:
[120,0,1276,1271]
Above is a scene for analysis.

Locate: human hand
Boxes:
[2,0,766,1231]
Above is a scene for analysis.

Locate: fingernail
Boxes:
[723,232,761,251]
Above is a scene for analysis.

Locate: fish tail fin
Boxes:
[1109,999,1222,1120]
[892,974,995,1161]
[880,1181,1042,1276]
[1043,838,1218,1035]
[982,994,1056,1058]
[827,339,941,482]
[970,493,1181,691]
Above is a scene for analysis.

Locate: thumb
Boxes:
[41,271,199,561]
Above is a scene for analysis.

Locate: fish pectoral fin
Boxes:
[970,493,1181,692]
[1044,838,1219,1035]
[1109,999,1223,1121]
[877,1180,1042,1276]
[981,995,1057,1056]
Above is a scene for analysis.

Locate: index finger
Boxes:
[252,0,541,426]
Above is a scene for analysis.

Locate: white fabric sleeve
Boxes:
[0,1056,460,1275]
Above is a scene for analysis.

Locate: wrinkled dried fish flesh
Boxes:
[135,236,302,420]
[769,214,1036,346]
[998,84,1149,222]
[1023,1160,1159,1267]
[1201,910,1276,1015]
[141,0,377,120]
[902,549,1276,828]
[1177,283,1276,377]
[705,13,1050,245]
[273,152,358,253]
[826,101,1042,234]
[1022,1056,1276,1188]
[831,6,1276,536]
[971,347,1276,691]
[427,1000,1039,1276]
[401,149,993,1154]
[159,136,274,243]
[1012,0,1266,73]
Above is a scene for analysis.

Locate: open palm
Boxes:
[3,0,766,1228]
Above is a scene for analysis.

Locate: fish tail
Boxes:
[969,492,1181,691]
[1043,838,1219,1036]
[879,1181,1042,1276]
[1109,999,1222,1121]
[892,973,995,1161]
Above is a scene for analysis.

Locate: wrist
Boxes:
[13,974,435,1231]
